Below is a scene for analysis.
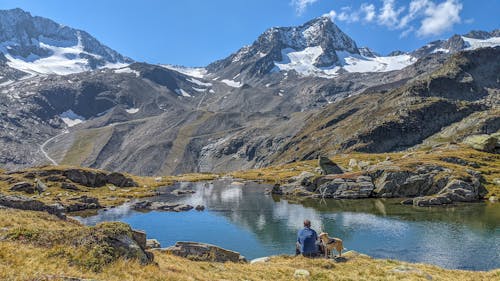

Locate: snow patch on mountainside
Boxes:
[221,79,243,88]
[161,64,207,78]
[114,67,140,77]
[187,77,212,87]
[462,36,500,50]
[175,88,192,97]
[126,108,139,114]
[273,46,416,77]
[60,110,85,127]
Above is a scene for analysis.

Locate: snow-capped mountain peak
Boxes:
[0,8,132,75]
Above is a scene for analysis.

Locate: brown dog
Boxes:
[319,232,343,258]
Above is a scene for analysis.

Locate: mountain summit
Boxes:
[0,8,132,75]
[207,16,360,79]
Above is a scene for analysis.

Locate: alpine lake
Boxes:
[75,180,500,271]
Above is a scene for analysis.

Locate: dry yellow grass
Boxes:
[0,209,498,281]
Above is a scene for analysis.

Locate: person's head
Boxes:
[303,219,311,228]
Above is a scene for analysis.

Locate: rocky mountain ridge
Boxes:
[0,8,498,176]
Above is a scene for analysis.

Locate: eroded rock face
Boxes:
[163,241,246,263]
[373,171,436,198]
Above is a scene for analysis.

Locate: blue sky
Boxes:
[0,0,498,66]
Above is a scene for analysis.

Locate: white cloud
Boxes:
[378,0,406,28]
[291,0,319,16]
[321,0,463,37]
[417,0,463,36]
[361,3,376,22]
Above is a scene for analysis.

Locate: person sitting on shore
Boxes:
[296,219,321,257]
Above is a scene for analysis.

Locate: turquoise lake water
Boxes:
[76,180,500,271]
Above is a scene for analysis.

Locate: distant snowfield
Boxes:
[59,110,85,127]
[462,36,500,50]
[2,32,127,75]
[273,46,416,77]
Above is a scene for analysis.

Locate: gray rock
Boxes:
[164,241,246,262]
[64,169,108,188]
[173,204,193,212]
[318,156,343,175]
[34,179,47,194]
[66,196,101,212]
[195,205,205,211]
[146,239,161,249]
[9,182,35,194]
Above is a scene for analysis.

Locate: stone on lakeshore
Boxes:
[250,256,270,264]
[164,241,245,263]
[195,205,205,211]
[146,239,161,249]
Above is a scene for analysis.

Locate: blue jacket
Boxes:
[297,227,318,254]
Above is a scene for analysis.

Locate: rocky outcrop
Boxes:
[162,241,246,263]
[0,193,65,217]
[62,169,138,188]
[412,179,487,206]
[276,162,488,206]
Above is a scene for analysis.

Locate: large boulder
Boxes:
[318,156,343,175]
[462,134,499,153]
[9,182,35,194]
[64,169,108,187]
[163,241,246,262]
